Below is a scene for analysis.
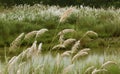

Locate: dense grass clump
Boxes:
[0,4,120,46]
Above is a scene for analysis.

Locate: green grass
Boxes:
[0,4,120,46]
[0,4,120,74]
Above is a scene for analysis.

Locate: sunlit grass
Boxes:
[0,4,120,74]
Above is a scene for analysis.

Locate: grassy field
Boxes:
[0,4,120,74]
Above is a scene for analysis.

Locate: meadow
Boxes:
[0,4,120,74]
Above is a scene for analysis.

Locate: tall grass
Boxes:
[0,44,120,74]
[0,28,119,74]
[0,4,120,46]
[0,4,120,74]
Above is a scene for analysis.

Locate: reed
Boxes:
[62,64,74,74]
[84,66,95,74]
[61,51,71,57]
[59,8,73,23]
[101,61,117,69]
[56,53,61,67]
[80,31,98,40]
[52,44,65,50]
[35,28,48,39]
[59,34,64,44]
[63,38,76,47]
[80,48,91,53]
[24,31,37,41]
[72,51,88,63]
[58,29,75,36]
[91,69,107,74]
[37,43,42,53]
[9,33,25,52]
[71,40,80,54]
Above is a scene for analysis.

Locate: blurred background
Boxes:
[0,0,120,8]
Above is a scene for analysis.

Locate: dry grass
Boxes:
[63,38,76,47]
[101,61,117,69]
[91,69,107,74]
[62,64,74,74]
[35,28,48,39]
[52,44,65,50]
[9,33,25,52]
[59,8,73,23]
[84,66,95,74]
[58,29,75,36]
[24,31,37,41]
[72,51,88,63]
[71,40,80,54]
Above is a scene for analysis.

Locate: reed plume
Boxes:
[59,34,64,44]
[8,56,17,65]
[62,64,74,74]
[37,43,42,53]
[92,69,107,74]
[84,66,95,74]
[35,28,48,39]
[56,53,61,67]
[72,51,88,63]
[80,31,98,40]
[58,29,75,36]
[31,40,37,51]
[24,31,37,41]
[63,38,76,47]
[19,48,30,59]
[71,40,80,54]
[61,51,71,57]
[101,61,117,69]
[59,8,73,23]
[85,31,98,38]
[9,33,25,52]
[17,62,26,74]
[26,41,37,58]
[80,48,91,53]
[52,44,65,50]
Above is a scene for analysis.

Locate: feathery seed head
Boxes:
[59,34,64,44]
[59,8,73,23]
[84,66,95,74]
[80,48,91,53]
[24,31,37,41]
[35,28,48,38]
[62,64,74,74]
[92,69,107,74]
[56,53,61,67]
[71,40,80,54]
[61,51,71,57]
[52,44,65,50]
[63,38,76,47]
[58,29,75,36]
[85,31,98,38]
[8,56,17,65]
[31,40,37,51]
[72,51,88,62]
[37,43,42,53]
[9,33,25,52]
[101,61,117,69]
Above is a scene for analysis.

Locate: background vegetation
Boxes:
[0,5,120,47]
[0,0,120,8]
